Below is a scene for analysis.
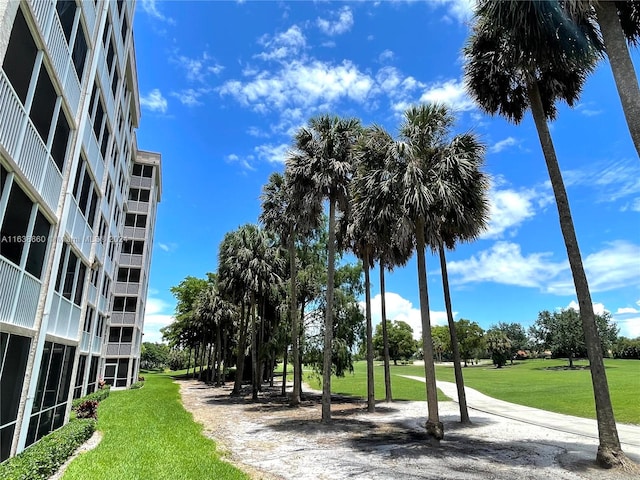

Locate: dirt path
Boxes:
[178,378,638,480]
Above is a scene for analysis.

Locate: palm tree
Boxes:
[260,172,322,406]
[464,0,628,467]
[389,103,467,441]
[430,132,490,424]
[287,114,361,422]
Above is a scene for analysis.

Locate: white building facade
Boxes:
[0,0,160,461]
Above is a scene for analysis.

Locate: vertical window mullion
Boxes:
[46,98,63,151]
[23,52,45,119]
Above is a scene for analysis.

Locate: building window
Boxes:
[86,356,100,394]
[50,112,70,172]
[27,342,76,447]
[121,240,144,255]
[0,332,31,462]
[132,164,153,178]
[73,354,87,399]
[0,181,52,278]
[112,296,136,313]
[30,65,58,144]
[2,8,38,105]
[117,267,140,283]
[55,0,76,42]
[71,156,100,227]
[125,213,146,228]
[128,188,150,202]
[71,20,88,80]
[55,244,86,306]
[103,358,129,388]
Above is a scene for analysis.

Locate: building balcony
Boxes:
[0,257,42,329]
[119,253,143,267]
[110,312,136,325]
[113,281,140,295]
[106,343,132,356]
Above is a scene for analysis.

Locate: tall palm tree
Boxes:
[350,125,412,407]
[287,114,361,422]
[389,103,467,441]
[260,171,322,406]
[431,133,490,424]
[465,0,628,467]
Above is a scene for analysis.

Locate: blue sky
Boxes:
[132,0,640,344]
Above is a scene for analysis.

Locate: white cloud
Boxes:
[616,307,639,314]
[226,153,256,171]
[143,297,175,343]
[419,79,475,112]
[256,25,307,61]
[561,159,640,204]
[575,102,603,117]
[219,59,375,111]
[482,178,552,239]
[489,136,518,154]
[140,0,174,23]
[158,243,170,252]
[317,6,354,36]
[378,49,395,63]
[448,240,640,296]
[255,143,290,164]
[171,51,224,83]
[170,88,211,107]
[140,89,167,113]
[360,292,449,340]
[448,241,567,289]
[565,301,640,338]
[431,0,476,24]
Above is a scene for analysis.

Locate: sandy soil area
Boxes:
[178,378,638,480]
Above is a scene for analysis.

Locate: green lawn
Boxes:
[304,363,451,402]
[305,359,639,424]
[63,373,248,480]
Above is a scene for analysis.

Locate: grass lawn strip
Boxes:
[62,373,248,480]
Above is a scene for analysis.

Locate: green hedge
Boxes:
[71,386,110,410]
[129,381,144,390]
[0,418,96,480]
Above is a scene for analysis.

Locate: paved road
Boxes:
[399,375,640,460]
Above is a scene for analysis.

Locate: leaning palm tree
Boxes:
[286,114,361,422]
[465,0,629,467]
[430,133,490,424]
[259,171,322,406]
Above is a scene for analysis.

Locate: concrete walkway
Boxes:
[399,375,640,458]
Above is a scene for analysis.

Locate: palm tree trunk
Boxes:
[251,298,259,400]
[438,243,470,424]
[595,1,640,158]
[281,343,288,396]
[322,196,337,423]
[415,218,443,440]
[186,346,192,377]
[232,303,247,396]
[528,81,626,468]
[364,250,375,413]
[289,232,301,406]
[215,328,222,386]
[380,264,392,402]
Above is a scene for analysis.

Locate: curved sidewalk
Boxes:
[399,375,640,455]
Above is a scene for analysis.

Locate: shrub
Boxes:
[74,400,99,419]
[130,381,144,390]
[71,386,110,410]
[138,375,145,381]
[0,418,95,480]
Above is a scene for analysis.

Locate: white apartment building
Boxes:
[0,0,160,461]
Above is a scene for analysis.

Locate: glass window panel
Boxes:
[0,334,30,426]
[139,189,150,202]
[55,0,75,42]
[1,424,15,462]
[121,327,133,343]
[129,269,140,283]
[25,210,51,278]
[79,171,91,214]
[2,8,37,104]
[29,66,57,142]
[51,112,70,171]
[43,344,64,408]
[62,250,78,300]
[133,241,144,255]
[57,345,75,403]
[108,327,120,343]
[55,243,68,292]
[124,298,136,313]
[1,183,33,265]
[72,23,88,79]
[74,262,86,305]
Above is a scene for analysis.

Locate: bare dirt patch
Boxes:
[178,378,637,480]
